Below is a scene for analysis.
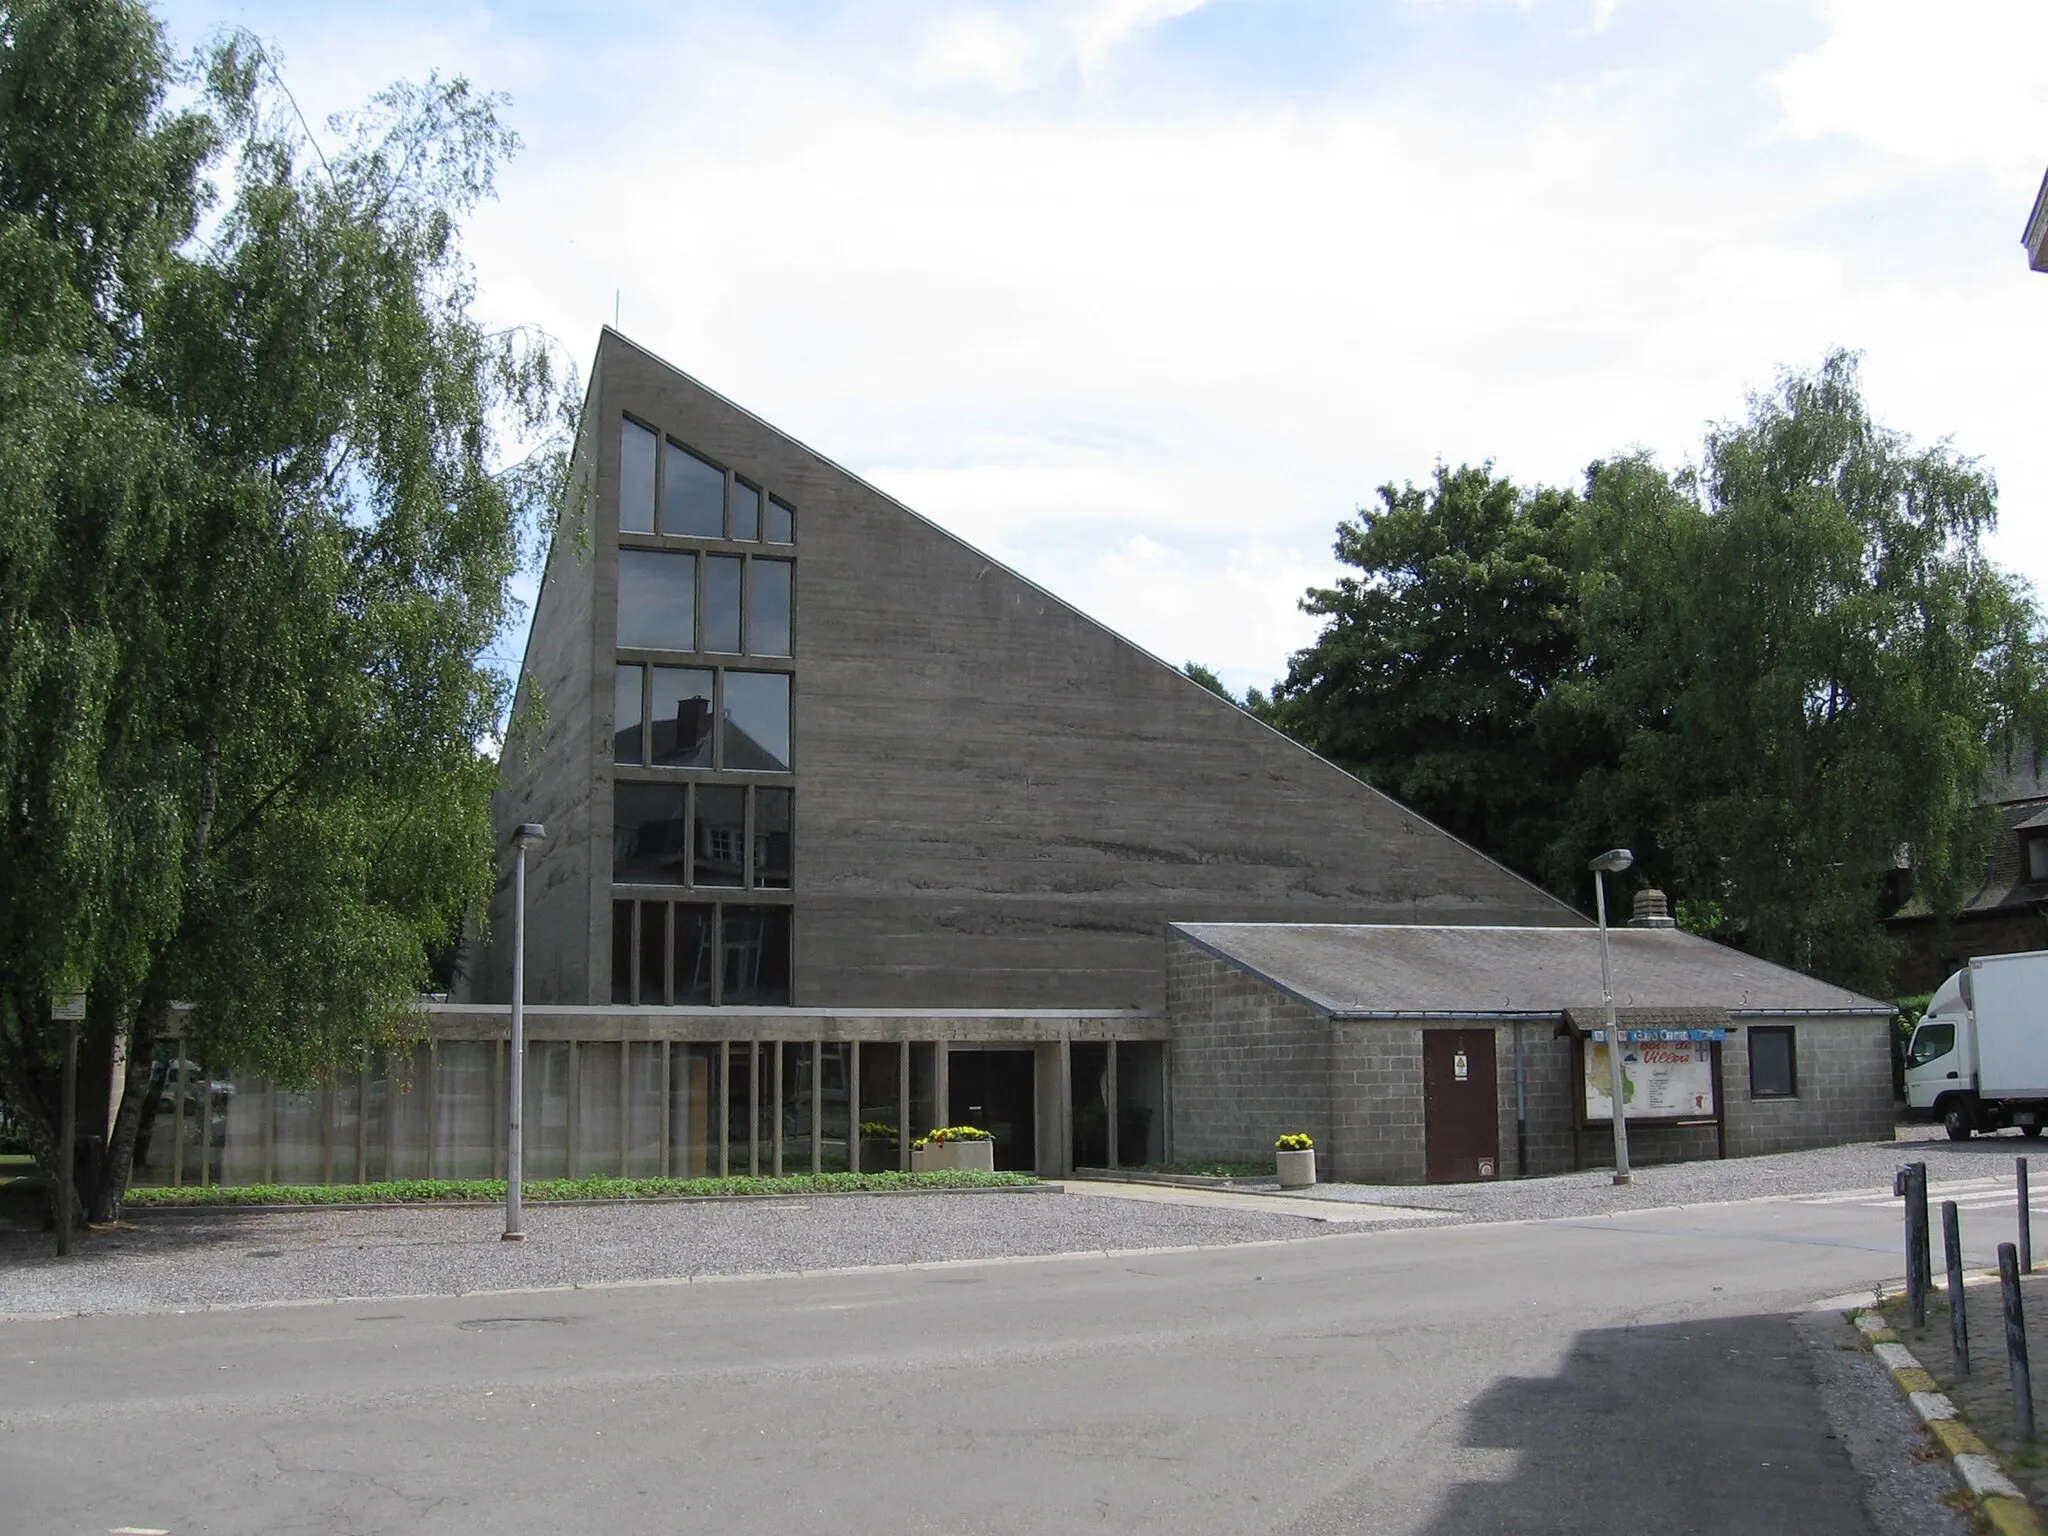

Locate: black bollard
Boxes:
[2021,1158,2034,1275]
[1907,1164,1931,1329]
[2002,1242,2035,1443]
[1945,1200,1969,1374]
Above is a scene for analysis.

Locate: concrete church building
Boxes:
[144,331,1893,1192]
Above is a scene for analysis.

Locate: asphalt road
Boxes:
[0,1186,1973,1535]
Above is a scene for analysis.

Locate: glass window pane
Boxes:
[703,555,742,653]
[726,1041,754,1174]
[649,667,714,768]
[755,788,792,889]
[628,1043,664,1177]
[613,782,689,884]
[620,419,657,534]
[617,549,696,651]
[389,1046,430,1179]
[723,905,792,1005]
[766,497,794,544]
[1749,1028,1796,1098]
[434,1043,494,1179]
[749,560,792,657]
[614,664,644,765]
[673,905,715,1003]
[274,1088,325,1185]
[857,1043,901,1172]
[820,1043,851,1172]
[638,899,668,1004]
[723,671,791,772]
[361,1066,390,1183]
[671,1042,718,1176]
[576,1042,622,1176]
[523,1042,570,1180]
[663,441,725,537]
[2030,836,2048,881]
[731,478,761,541]
[1116,1041,1165,1167]
[611,900,633,1004]
[692,785,746,888]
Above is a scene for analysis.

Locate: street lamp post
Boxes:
[504,822,546,1242]
[1589,847,1635,1187]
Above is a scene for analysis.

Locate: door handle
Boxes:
[1947,1071,1960,1079]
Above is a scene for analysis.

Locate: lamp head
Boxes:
[513,822,547,852]
[1587,847,1634,875]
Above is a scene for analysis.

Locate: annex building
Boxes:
[138,331,1894,1190]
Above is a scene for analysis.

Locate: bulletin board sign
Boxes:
[1580,1037,1719,1124]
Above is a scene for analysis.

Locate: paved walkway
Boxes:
[1063,1177,1455,1224]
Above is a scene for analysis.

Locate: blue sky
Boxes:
[158,0,2048,697]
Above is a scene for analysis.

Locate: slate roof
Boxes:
[1890,795,2048,922]
[1171,923,1889,1018]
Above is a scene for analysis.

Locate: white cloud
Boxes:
[1773,0,2048,195]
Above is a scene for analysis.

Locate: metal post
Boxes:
[1594,871,1631,1185]
[2022,1158,2034,1275]
[504,823,544,1241]
[1906,1162,1930,1329]
[1945,1199,1969,1375]
[57,1017,77,1256]
[2002,1241,2035,1442]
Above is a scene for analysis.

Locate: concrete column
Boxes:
[772,1039,785,1177]
[848,1042,863,1173]
[810,1040,822,1175]
[717,1041,730,1178]
[898,1047,911,1170]
[935,1041,950,1131]
[1105,1043,1120,1170]
[1056,1035,1073,1177]
[659,1040,672,1179]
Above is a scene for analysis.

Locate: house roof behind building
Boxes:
[1171,923,1889,1018]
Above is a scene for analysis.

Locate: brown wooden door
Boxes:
[1423,1030,1500,1183]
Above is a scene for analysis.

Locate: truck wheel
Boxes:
[1945,1106,1975,1141]
[2025,1125,2044,1140]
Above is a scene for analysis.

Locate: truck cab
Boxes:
[1904,970,1975,1137]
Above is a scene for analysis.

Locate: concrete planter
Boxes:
[858,1139,901,1173]
[1275,1149,1317,1189]
[912,1140,995,1173]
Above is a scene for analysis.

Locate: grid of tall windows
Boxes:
[614,415,796,1005]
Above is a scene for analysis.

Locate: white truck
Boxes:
[1905,949,2048,1140]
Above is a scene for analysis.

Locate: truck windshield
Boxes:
[1907,1021,1957,1068]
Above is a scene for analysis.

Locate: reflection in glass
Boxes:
[576,1042,622,1176]
[909,1043,938,1152]
[330,1069,362,1184]
[614,664,643,765]
[749,559,792,657]
[649,667,713,768]
[1116,1041,1166,1167]
[611,900,633,1004]
[221,1079,266,1184]
[617,548,696,651]
[389,1046,430,1179]
[274,1089,325,1184]
[723,905,792,1005]
[820,1042,851,1172]
[766,497,794,544]
[613,782,688,884]
[857,1042,902,1172]
[361,1067,390,1183]
[620,419,657,534]
[781,1041,812,1175]
[523,1041,570,1180]
[723,671,791,771]
[663,441,725,537]
[755,788,792,889]
[627,1043,664,1176]
[731,478,761,541]
[435,1043,494,1179]
[692,786,746,888]
[638,899,668,1003]
[703,555,742,653]
[673,905,714,1003]
[670,1042,717,1176]
[726,1042,755,1175]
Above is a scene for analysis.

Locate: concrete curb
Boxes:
[1854,1308,2040,1534]
[120,1182,1061,1216]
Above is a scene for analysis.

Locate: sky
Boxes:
[157,0,2048,698]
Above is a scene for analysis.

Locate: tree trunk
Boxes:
[90,979,168,1223]
[0,995,87,1233]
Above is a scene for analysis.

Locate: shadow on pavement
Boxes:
[1412,1312,1874,1536]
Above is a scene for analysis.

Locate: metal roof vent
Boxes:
[1628,889,1677,929]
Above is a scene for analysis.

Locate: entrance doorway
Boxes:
[1423,1029,1500,1183]
[947,1050,1036,1172]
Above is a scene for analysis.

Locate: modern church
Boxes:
[145,330,1893,1193]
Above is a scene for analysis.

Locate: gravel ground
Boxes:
[1293,1122,2031,1221]
[1797,1307,1972,1536]
[0,1188,1326,1317]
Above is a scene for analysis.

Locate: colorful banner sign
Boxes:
[1583,1038,1718,1122]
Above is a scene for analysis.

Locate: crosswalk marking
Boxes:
[1794,1176,2046,1212]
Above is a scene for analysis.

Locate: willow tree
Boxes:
[0,0,571,1224]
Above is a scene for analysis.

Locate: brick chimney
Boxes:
[1628,889,1677,929]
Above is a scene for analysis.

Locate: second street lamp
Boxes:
[1589,847,1635,1186]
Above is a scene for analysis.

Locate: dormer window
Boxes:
[2025,830,2048,882]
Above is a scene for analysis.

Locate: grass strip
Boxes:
[128,1170,1038,1207]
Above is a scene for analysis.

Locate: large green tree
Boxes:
[1262,357,2048,994]
[0,0,570,1225]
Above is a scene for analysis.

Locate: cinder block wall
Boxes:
[1165,937,1331,1170]
[1722,1015,1893,1155]
[1326,1024,1422,1182]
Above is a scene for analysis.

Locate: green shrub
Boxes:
[125,1170,1036,1207]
